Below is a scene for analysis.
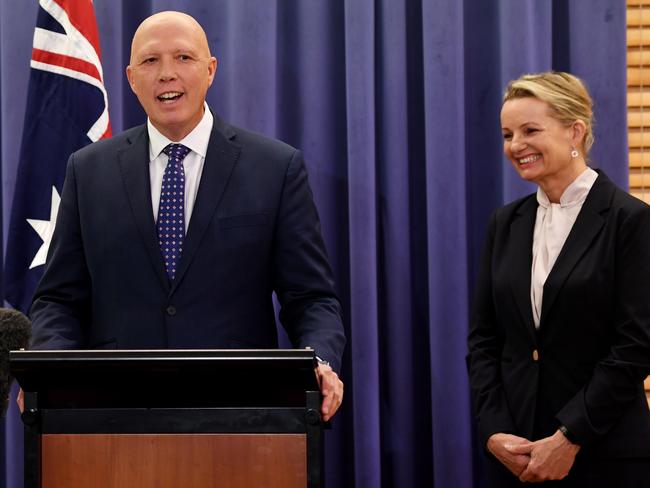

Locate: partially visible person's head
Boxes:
[0,308,31,418]
[503,72,594,155]
[126,11,217,141]
[500,72,593,200]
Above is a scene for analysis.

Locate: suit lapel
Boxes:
[540,173,613,326]
[117,126,170,290]
[508,197,538,341]
[171,118,242,293]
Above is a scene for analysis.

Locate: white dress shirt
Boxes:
[530,167,598,328]
[148,102,214,233]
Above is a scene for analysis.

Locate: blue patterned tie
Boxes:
[157,143,190,280]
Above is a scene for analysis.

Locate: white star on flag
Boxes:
[27,186,61,269]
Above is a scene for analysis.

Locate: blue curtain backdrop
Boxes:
[0,1,627,487]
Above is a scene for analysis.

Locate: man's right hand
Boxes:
[487,432,531,477]
[17,387,24,413]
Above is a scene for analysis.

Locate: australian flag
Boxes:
[4,0,111,312]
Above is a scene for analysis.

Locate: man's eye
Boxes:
[178,54,191,61]
[143,58,157,64]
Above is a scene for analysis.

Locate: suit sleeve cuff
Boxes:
[556,393,600,447]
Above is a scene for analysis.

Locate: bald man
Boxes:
[29,11,345,420]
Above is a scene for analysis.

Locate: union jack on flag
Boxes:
[4,0,111,312]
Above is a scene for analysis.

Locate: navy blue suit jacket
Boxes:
[30,115,345,372]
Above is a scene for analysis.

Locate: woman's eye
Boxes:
[502,133,513,141]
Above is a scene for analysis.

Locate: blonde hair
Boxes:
[503,71,594,155]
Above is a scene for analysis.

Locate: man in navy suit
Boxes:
[29,11,345,420]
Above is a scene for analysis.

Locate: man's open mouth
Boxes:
[157,92,183,102]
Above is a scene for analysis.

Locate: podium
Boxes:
[10,349,324,488]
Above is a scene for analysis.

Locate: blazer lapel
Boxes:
[117,126,170,290]
[540,174,613,325]
[508,196,538,341]
[171,118,242,293]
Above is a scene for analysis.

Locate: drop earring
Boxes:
[571,148,579,158]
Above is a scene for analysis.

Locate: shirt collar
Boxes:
[147,102,214,161]
[536,167,598,209]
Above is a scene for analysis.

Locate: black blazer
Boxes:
[467,171,650,459]
[30,115,346,372]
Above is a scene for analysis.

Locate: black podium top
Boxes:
[10,349,319,409]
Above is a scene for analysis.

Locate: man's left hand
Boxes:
[315,363,343,421]
[507,430,580,483]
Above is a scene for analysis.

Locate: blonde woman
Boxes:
[467,72,650,486]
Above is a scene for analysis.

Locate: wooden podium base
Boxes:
[41,433,307,488]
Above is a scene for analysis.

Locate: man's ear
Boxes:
[207,57,218,87]
[125,65,136,93]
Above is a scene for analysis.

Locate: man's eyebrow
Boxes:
[134,50,158,59]
[171,48,201,55]
[140,48,200,56]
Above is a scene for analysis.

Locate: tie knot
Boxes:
[163,143,191,162]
